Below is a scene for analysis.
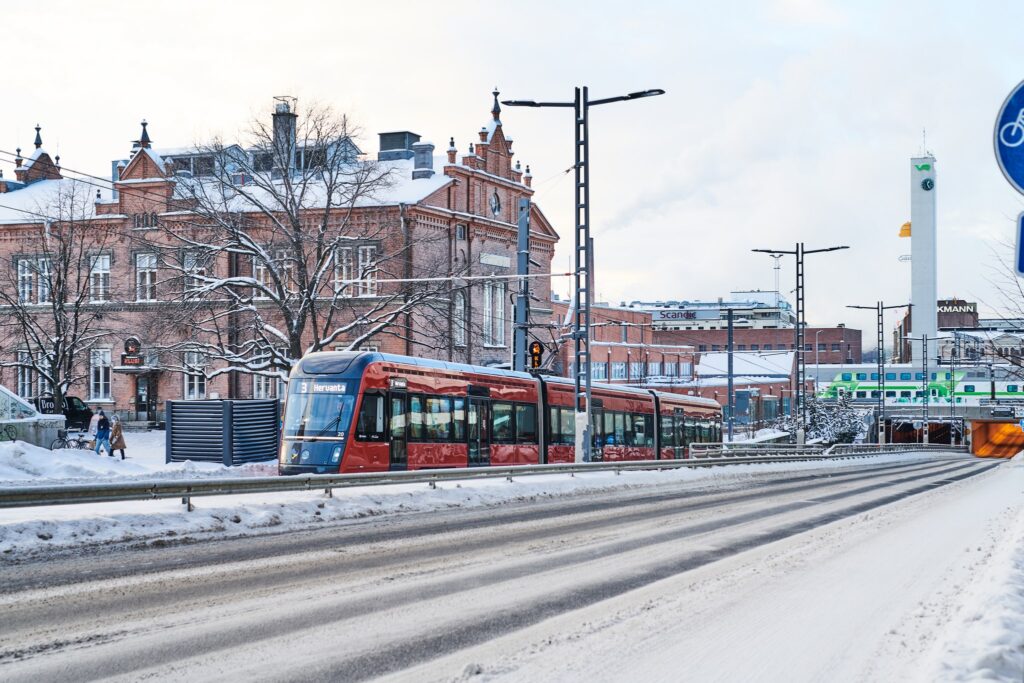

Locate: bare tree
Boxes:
[151,102,457,385]
[0,181,117,410]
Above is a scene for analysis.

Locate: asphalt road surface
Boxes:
[0,454,1010,682]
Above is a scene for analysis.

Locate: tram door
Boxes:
[468,398,491,467]
[389,394,408,470]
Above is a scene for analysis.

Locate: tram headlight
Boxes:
[332,446,341,463]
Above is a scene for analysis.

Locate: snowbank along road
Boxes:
[0,453,1020,682]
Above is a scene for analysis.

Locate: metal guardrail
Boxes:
[824,443,969,456]
[0,447,959,511]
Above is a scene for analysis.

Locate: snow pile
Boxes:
[0,432,275,486]
[0,452,933,558]
[921,456,1024,682]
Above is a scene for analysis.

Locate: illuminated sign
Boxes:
[121,354,144,366]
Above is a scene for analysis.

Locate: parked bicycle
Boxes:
[50,429,92,450]
[0,425,17,442]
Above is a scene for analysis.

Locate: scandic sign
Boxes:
[652,309,720,321]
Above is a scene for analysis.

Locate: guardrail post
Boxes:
[182,495,194,512]
[325,487,333,498]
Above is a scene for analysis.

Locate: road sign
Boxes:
[1019,419,1024,432]
[995,79,1024,195]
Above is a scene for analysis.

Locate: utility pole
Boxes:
[727,308,734,442]
[848,301,910,445]
[512,198,530,372]
[504,87,665,463]
[753,243,849,431]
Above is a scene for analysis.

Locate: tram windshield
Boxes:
[284,379,355,438]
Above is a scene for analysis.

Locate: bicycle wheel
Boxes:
[2,425,16,441]
[50,438,70,450]
[77,438,93,450]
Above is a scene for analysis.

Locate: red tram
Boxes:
[279,352,722,474]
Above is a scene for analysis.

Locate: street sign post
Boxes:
[1016,212,1024,277]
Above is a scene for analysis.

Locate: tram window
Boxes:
[675,416,686,447]
[408,395,424,440]
[562,408,576,444]
[424,396,452,440]
[390,396,406,439]
[492,402,514,443]
[684,416,697,444]
[516,404,537,443]
[612,412,626,446]
[661,415,675,448]
[355,393,386,441]
[453,398,466,440]
[630,414,652,447]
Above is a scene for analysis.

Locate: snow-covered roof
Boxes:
[696,351,794,378]
[19,147,50,171]
[0,178,98,224]
[172,156,453,209]
[139,147,167,171]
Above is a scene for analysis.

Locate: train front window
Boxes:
[284,380,355,438]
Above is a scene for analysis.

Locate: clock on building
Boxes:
[921,178,934,191]
[489,191,501,217]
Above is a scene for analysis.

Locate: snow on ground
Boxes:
[919,453,1024,682]
[0,430,275,485]
[0,449,935,558]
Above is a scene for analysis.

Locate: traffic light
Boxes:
[529,341,544,369]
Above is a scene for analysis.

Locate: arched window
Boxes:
[454,291,467,347]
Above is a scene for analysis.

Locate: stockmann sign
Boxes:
[995,79,1024,275]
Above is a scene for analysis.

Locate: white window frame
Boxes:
[335,246,353,297]
[136,253,158,301]
[16,350,34,398]
[184,252,207,294]
[252,374,276,399]
[89,348,112,401]
[183,351,207,400]
[482,279,506,347]
[357,245,378,297]
[89,254,111,302]
[17,258,35,304]
[37,257,51,304]
[629,361,644,379]
[591,362,608,380]
[453,290,467,347]
[647,361,662,376]
[611,362,627,380]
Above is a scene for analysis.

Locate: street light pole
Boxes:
[753,243,849,435]
[849,301,911,445]
[504,87,664,463]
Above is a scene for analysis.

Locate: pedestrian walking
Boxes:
[94,410,112,456]
[110,414,127,460]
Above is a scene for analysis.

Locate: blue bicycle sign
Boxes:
[995,79,1024,195]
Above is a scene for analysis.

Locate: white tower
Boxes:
[910,155,937,363]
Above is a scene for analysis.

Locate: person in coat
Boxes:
[110,414,127,460]
[87,410,100,437]
[94,410,112,456]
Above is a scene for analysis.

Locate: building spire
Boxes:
[139,119,151,148]
[492,87,501,121]
[34,125,42,149]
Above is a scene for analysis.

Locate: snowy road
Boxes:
[0,454,1019,682]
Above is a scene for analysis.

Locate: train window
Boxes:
[516,404,537,443]
[492,402,514,443]
[963,385,975,393]
[424,396,452,440]
[408,395,425,440]
[453,398,466,441]
[562,408,575,444]
[613,412,626,446]
[660,415,675,448]
[355,393,386,441]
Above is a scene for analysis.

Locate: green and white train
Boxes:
[813,364,1017,405]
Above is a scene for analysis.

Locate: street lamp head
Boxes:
[626,89,666,99]
[501,99,541,107]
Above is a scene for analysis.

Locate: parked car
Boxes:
[31,395,93,430]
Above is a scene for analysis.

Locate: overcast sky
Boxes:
[3,0,1024,348]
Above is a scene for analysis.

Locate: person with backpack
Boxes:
[94,410,112,456]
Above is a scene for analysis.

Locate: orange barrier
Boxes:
[970,420,1024,458]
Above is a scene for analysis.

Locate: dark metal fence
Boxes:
[165,399,279,466]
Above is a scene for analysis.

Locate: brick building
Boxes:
[548,299,695,385]
[0,92,560,422]
[652,326,862,364]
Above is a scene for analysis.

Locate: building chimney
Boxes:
[523,164,532,188]
[377,131,421,161]
[411,141,435,179]
[272,96,297,174]
[447,137,457,164]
